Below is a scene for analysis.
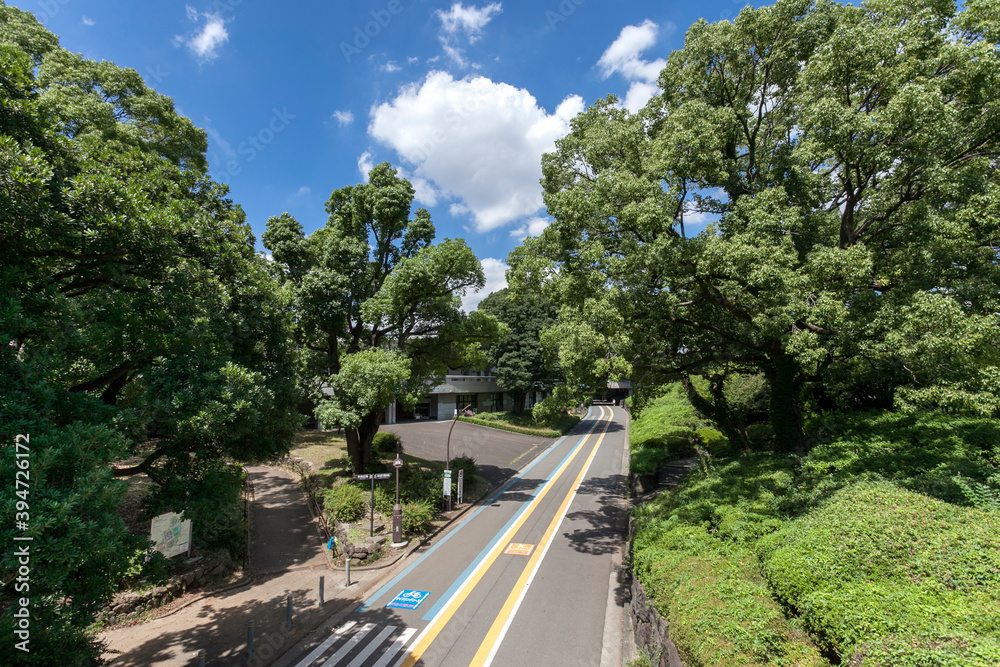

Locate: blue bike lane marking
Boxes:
[355,407,597,613]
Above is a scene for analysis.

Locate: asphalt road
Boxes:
[279,405,628,667]
[383,419,556,488]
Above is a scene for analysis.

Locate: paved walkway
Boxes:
[101,466,393,666]
[246,466,327,574]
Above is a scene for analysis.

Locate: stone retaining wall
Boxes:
[100,556,236,622]
[629,574,685,667]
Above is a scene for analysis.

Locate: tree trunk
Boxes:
[346,408,385,473]
[767,350,805,454]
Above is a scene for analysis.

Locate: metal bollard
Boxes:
[246,620,254,658]
[196,649,206,667]
[286,593,293,629]
[319,575,325,605]
[345,558,351,587]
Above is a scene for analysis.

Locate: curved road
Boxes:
[279,405,628,666]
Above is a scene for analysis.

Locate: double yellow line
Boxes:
[400,406,612,667]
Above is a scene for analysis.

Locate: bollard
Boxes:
[246,620,255,658]
[345,557,351,587]
[286,593,293,629]
[319,575,325,605]
[196,649,206,667]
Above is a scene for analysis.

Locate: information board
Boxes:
[150,512,192,559]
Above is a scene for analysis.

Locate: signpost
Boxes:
[443,469,452,502]
[457,469,464,505]
[354,473,391,537]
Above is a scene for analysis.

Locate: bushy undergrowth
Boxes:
[323,481,366,522]
[632,408,1000,666]
[629,384,726,474]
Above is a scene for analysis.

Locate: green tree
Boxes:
[263,163,495,471]
[477,288,560,413]
[0,7,299,663]
[515,0,1000,452]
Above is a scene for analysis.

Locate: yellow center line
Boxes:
[399,406,609,667]
[471,411,612,666]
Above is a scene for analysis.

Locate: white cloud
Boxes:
[369,71,584,232]
[407,56,420,65]
[437,3,502,43]
[203,120,235,160]
[509,216,550,240]
[179,7,229,63]
[463,257,508,312]
[382,61,401,72]
[332,110,355,127]
[81,15,96,26]
[597,20,672,113]
[357,151,375,182]
[296,186,311,196]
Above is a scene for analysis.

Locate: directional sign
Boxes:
[504,543,535,556]
[392,458,404,468]
[443,469,452,496]
[386,589,431,610]
[354,473,392,480]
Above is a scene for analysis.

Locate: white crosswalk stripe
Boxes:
[294,622,418,667]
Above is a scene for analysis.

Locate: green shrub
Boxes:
[760,481,1000,663]
[323,482,366,522]
[372,431,403,458]
[401,498,435,535]
[632,524,824,666]
[372,484,396,515]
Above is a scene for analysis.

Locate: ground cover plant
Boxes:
[631,409,1000,666]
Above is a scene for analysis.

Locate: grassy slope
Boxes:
[631,406,1000,666]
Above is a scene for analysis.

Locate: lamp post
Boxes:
[444,404,471,512]
[392,443,404,545]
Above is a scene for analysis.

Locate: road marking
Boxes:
[508,444,538,466]
[372,628,416,667]
[385,589,431,610]
[398,407,610,667]
[355,408,595,613]
[473,411,612,667]
[347,625,397,667]
[321,622,375,667]
[503,543,535,556]
[294,621,357,667]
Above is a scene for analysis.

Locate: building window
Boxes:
[484,393,504,412]
[456,394,478,412]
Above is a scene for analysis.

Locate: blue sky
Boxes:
[22,0,763,309]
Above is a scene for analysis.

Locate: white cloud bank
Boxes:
[369,71,584,232]
[176,7,229,63]
[462,257,508,312]
[597,20,672,112]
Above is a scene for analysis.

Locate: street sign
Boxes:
[386,589,431,610]
[443,469,452,496]
[354,473,392,480]
[392,457,404,468]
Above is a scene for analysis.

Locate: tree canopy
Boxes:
[512,0,1000,451]
[263,163,496,471]
[0,6,298,663]
[477,287,560,413]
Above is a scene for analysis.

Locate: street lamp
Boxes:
[444,404,471,512]
[391,442,404,546]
